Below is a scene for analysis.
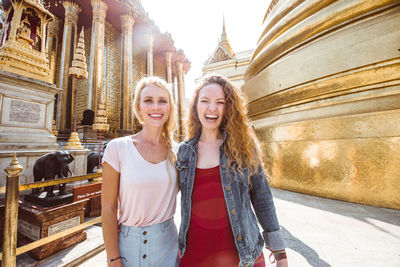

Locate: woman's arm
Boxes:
[249,166,288,266]
[101,162,123,267]
[249,164,285,251]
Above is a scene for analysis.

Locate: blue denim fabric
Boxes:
[118,218,179,267]
[176,131,285,267]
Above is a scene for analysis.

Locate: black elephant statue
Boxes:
[31,151,74,198]
[87,151,102,174]
[87,142,108,174]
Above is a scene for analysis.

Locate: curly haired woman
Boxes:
[101,77,179,267]
[176,75,288,267]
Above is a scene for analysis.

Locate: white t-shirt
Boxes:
[102,136,178,227]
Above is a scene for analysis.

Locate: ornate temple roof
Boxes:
[205,16,235,65]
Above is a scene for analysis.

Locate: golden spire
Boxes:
[64,28,88,150]
[69,28,88,79]
[219,15,234,56]
[92,96,110,132]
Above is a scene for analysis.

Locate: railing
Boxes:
[0,154,102,266]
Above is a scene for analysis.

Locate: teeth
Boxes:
[150,114,162,118]
[205,115,218,119]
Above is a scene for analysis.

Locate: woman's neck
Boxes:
[199,128,221,143]
[138,125,163,144]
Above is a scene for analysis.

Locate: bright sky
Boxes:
[141,0,270,97]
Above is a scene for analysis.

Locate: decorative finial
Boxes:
[5,153,23,178]
[222,13,226,35]
[69,27,88,79]
[92,95,110,133]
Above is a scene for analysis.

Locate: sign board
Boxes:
[73,182,101,202]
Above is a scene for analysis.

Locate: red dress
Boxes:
[180,166,265,267]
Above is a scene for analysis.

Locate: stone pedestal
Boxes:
[0,70,60,187]
[64,148,90,176]
[77,126,98,142]
[16,199,88,260]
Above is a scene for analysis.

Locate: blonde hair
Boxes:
[187,75,262,178]
[133,76,177,185]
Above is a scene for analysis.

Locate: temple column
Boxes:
[47,18,60,84]
[164,51,175,100]
[87,0,108,114]
[176,61,185,140]
[120,14,135,131]
[7,3,23,42]
[146,33,153,76]
[57,1,81,131]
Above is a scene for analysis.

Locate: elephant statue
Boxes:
[87,151,102,174]
[87,142,108,174]
[31,151,74,198]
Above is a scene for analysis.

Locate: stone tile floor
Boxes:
[14,188,400,267]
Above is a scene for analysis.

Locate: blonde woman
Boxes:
[177,75,288,267]
[102,76,179,267]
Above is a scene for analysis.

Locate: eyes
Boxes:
[143,99,168,104]
[200,99,225,105]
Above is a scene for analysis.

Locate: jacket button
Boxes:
[143,231,147,235]
[236,235,242,241]
[224,186,231,191]
[143,254,147,259]
[230,209,236,215]
[143,239,147,244]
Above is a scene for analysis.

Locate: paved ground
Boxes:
[14,188,400,267]
[77,188,400,267]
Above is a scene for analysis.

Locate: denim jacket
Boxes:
[176,131,285,267]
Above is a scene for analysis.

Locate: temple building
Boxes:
[243,0,400,209]
[0,0,190,186]
[201,18,251,89]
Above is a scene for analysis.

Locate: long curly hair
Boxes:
[187,75,262,177]
[133,76,177,184]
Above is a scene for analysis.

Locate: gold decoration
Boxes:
[52,119,58,136]
[5,153,23,178]
[0,0,54,83]
[92,96,110,132]
[64,131,84,149]
[65,28,88,149]
[93,95,109,174]
[243,0,400,209]
[69,29,88,80]
[16,17,33,47]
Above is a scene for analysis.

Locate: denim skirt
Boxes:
[118,218,179,267]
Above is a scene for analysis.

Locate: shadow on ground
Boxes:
[273,189,400,238]
[281,226,331,267]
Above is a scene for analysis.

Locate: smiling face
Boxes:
[196,83,225,131]
[138,85,170,128]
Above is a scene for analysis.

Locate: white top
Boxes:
[102,136,178,227]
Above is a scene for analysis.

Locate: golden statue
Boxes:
[16,16,33,47]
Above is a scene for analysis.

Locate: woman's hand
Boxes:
[276,258,288,267]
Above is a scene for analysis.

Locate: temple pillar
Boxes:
[47,18,60,85]
[146,33,153,76]
[164,51,175,100]
[176,61,185,140]
[57,1,81,131]
[120,14,135,131]
[164,51,173,83]
[87,0,108,114]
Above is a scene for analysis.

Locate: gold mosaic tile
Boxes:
[104,21,121,130]
[257,111,400,210]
